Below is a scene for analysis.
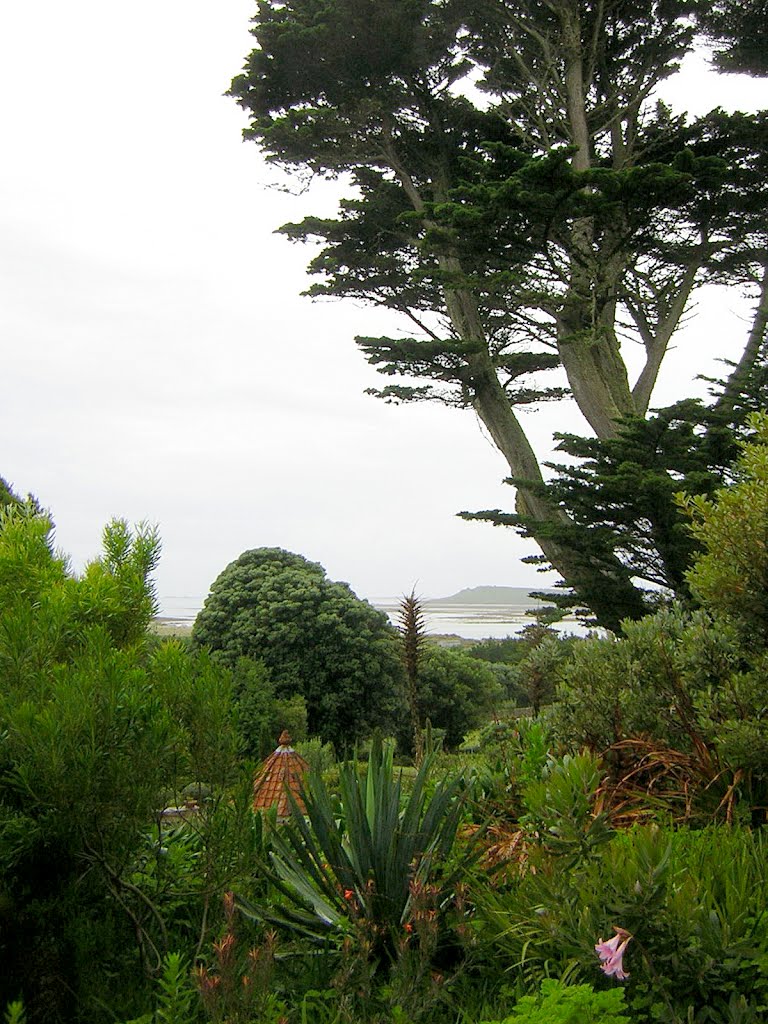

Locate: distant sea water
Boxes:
[370,598,584,640]
[157,593,584,641]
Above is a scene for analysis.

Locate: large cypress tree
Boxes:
[698,0,768,413]
[465,2,768,623]
[698,0,768,76]
[230,0,765,627]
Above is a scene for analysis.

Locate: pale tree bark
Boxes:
[715,260,768,416]
[630,256,707,413]
[556,2,637,436]
[528,0,705,437]
[381,108,660,621]
[716,264,768,415]
[438,251,646,624]
[382,2,715,444]
[383,141,599,591]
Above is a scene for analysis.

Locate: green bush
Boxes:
[515,635,575,714]
[482,979,630,1024]
[0,508,243,1023]
[552,606,768,812]
[467,628,574,707]
[231,656,308,758]
[193,548,404,748]
[295,736,336,776]
[520,750,614,862]
[680,411,768,648]
[552,605,708,754]
[475,824,768,1022]
[401,645,504,751]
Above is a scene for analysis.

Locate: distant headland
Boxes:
[426,586,555,606]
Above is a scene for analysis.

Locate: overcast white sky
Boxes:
[2,2,767,614]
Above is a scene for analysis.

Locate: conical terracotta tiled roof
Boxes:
[253,731,309,819]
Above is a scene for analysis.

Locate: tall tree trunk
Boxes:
[439,259,645,626]
[556,1,636,437]
[715,260,768,416]
[556,303,636,436]
[388,131,646,624]
[464,343,646,628]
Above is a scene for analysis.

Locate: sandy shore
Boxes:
[149,618,473,647]
[150,618,193,637]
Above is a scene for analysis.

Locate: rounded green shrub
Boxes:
[193,548,404,748]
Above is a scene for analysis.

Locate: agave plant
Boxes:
[237,734,476,961]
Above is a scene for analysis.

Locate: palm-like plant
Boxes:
[238,735,475,961]
[398,589,428,762]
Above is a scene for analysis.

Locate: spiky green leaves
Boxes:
[238,736,476,960]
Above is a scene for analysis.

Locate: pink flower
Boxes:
[595,926,632,980]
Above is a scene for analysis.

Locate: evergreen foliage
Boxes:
[230,0,767,622]
[192,548,404,748]
[467,402,725,623]
[471,337,768,626]
[698,0,768,76]
[0,508,242,1023]
[398,645,504,751]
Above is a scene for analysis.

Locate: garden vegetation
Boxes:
[3,0,768,1020]
[2,414,768,1024]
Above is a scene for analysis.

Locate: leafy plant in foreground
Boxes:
[238,736,476,963]
[475,824,768,1022]
[680,411,768,647]
[3,1003,26,1024]
[119,952,199,1024]
[521,750,614,863]
[194,894,286,1024]
[481,978,630,1024]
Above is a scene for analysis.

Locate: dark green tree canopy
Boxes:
[462,401,736,627]
[698,0,768,76]
[0,507,240,1021]
[401,644,503,750]
[230,0,766,627]
[192,547,404,747]
[464,335,768,627]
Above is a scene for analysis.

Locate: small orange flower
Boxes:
[213,931,236,964]
[343,889,355,900]
[200,973,221,994]
[404,922,413,933]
